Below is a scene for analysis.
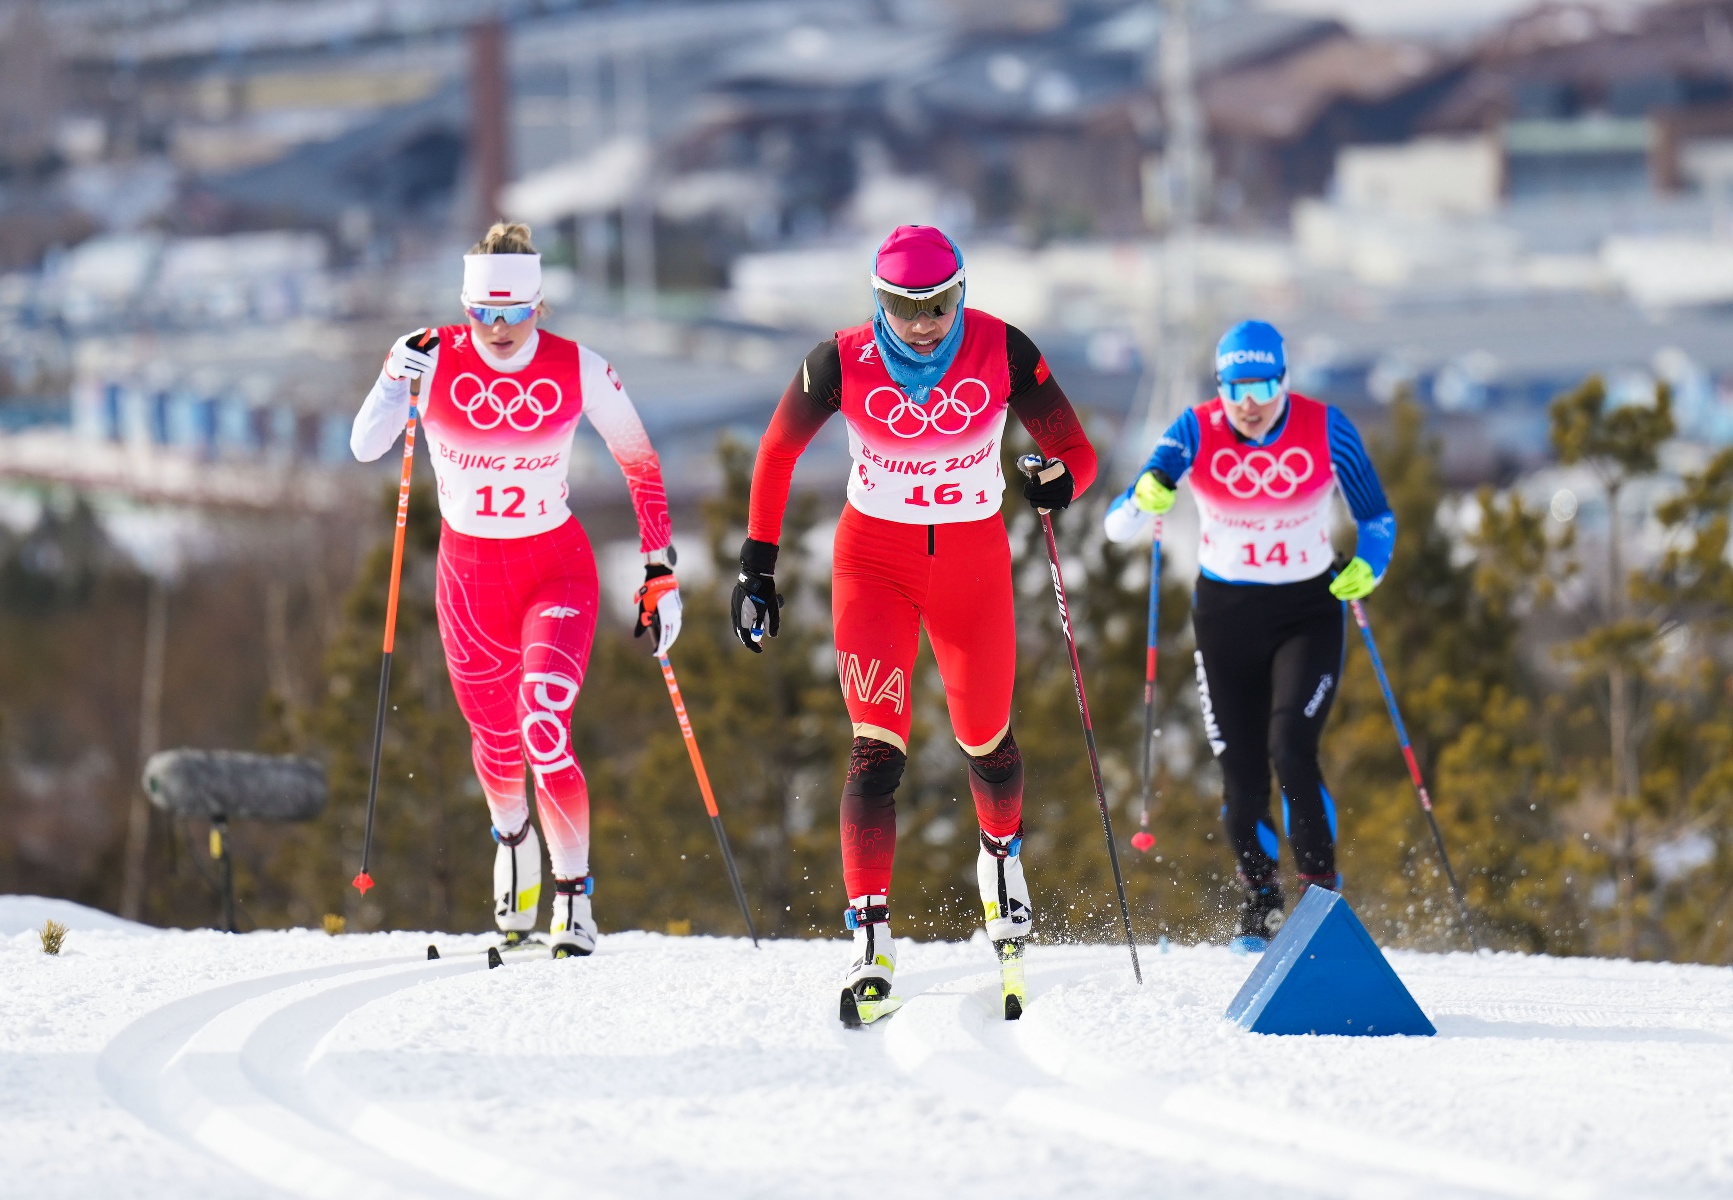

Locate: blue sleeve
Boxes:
[1108,409,1200,515]
[1327,406,1396,579]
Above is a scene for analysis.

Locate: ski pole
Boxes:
[656,653,759,946]
[1131,525,1162,854]
[1349,599,1480,951]
[353,375,421,896]
[1018,455,1142,984]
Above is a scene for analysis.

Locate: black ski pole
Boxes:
[657,653,759,946]
[1349,599,1480,951]
[1019,455,1142,984]
[354,374,421,896]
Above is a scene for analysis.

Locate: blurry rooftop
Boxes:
[1205,35,1455,140]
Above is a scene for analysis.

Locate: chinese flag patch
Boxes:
[1034,357,1051,385]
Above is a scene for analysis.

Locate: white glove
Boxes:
[634,567,682,656]
[385,328,438,381]
[1103,494,1158,544]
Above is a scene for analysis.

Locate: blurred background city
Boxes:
[3,0,1731,963]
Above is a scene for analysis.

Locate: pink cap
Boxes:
[874,225,960,289]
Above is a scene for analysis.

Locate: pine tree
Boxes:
[1549,376,1675,957]
[1624,447,1733,960]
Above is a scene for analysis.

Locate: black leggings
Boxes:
[1191,573,1344,882]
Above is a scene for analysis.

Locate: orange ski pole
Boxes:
[353,372,421,896]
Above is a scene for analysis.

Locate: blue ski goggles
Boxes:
[467,303,538,326]
[1218,374,1286,406]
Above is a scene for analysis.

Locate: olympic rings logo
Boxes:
[1210,446,1314,500]
[862,378,991,439]
[451,373,563,432]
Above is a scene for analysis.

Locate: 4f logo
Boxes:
[837,652,906,714]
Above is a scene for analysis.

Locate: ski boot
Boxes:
[1230,872,1285,954]
[977,829,1032,1020]
[1298,872,1341,896]
[839,896,899,1028]
[493,820,544,948]
[550,875,597,958]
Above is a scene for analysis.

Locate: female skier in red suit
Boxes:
[351,223,679,956]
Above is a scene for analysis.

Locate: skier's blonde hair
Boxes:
[470,222,536,255]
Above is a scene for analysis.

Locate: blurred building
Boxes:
[0,0,1732,510]
[1423,1,1733,197]
[1203,30,1465,220]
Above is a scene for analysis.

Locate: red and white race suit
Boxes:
[746,310,1097,897]
[838,320,1010,523]
[351,326,671,878]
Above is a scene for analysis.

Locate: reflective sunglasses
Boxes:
[872,269,965,321]
[1218,375,1286,406]
[467,303,538,326]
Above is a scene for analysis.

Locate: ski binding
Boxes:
[839,982,903,1028]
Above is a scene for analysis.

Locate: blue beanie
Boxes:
[1215,320,1286,382]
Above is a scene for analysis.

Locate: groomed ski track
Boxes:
[4,921,1731,1198]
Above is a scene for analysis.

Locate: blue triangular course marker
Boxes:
[1224,887,1435,1037]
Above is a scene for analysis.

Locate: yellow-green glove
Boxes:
[1329,556,1377,600]
[1133,470,1176,514]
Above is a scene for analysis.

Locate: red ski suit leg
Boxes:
[435,518,600,879]
[831,505,1018,896]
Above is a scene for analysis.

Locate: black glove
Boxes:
[1021,457,1074,512]
[731,538,782,653]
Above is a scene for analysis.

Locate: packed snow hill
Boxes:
[4,896,1731,1199]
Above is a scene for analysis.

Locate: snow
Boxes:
[0,894,151,935]
[1,908,1729,1198]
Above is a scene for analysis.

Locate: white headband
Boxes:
[461,253,543,307]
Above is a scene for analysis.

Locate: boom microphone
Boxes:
[143,750,327,823]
